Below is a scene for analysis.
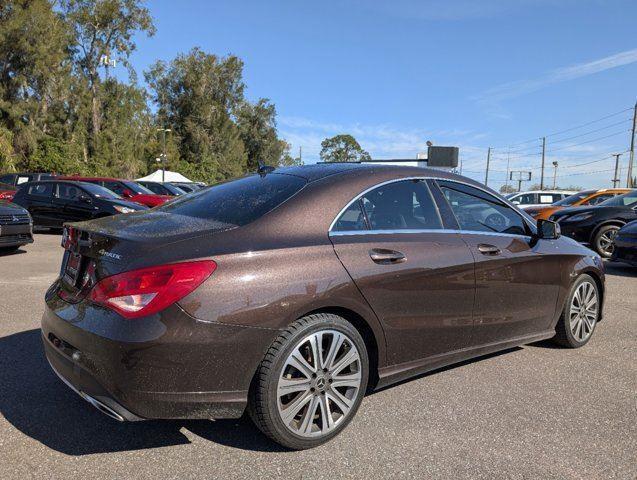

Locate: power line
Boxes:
[544,129,631,154]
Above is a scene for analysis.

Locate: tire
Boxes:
[552,274,600,348]
[592,224,621,258]
[248,313,369,450]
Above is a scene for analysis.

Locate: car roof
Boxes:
[270,163,477,184]
[58,176,125,182]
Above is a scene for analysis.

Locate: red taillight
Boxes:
[89,260,216,319]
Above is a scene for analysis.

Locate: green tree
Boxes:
[60,0,155,149]
[499,184,516,194]
[236,98,289,170]
[0,0,71,160]
[145,48,247,182]
[320,134,371,163]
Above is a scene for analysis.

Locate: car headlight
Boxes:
[114,205,136,214]
[564,212,594,222]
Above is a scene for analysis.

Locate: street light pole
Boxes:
[612,153,622,188]
[156,128,171,182]
[552,161,558,189]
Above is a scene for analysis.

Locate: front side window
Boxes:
[332,179,443,232]
[438,181,529,236]
[28,183,53,198]
[101,181,126,196]
[599,190,637,207]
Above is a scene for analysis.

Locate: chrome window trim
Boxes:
[328,175,537,235]
[330,228,531,240]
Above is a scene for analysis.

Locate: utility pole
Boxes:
[540,136,546,190]
[504,148,511,192]
[484,147,492,186]
[612,153,622,187]
[627,101,637,188]
[552,161,558,189]
[156,128,171,182]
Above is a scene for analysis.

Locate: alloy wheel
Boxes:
[598,228,618,256]
[569,281,598,342]
[276,330,362,438]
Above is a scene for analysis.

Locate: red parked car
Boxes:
[58,177,171,207]
[0,182,17,201]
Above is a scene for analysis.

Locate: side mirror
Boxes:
[79,194,92,204]
[537,219,560,240]
[122,189,133,198]
[511,200,520,205]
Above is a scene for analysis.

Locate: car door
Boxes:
[435,180,563,345]
[329,178,476,366]
[56,183,96,223]
[24,183,55,226]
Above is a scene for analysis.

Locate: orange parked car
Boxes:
[523,188,632,220]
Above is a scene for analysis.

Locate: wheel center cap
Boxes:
[316,377,326,390]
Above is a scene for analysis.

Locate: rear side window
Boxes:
[28,183,53,197]
[586,193,613,205]
[57,183,83,200]
[332,179,443,232]
[157,174,307,227]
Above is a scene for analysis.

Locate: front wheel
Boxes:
[552,274,600,348]
[593,224,620,258]
[249,313,368,450]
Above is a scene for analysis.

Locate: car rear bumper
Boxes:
[42,283,279,420]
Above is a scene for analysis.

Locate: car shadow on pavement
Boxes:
[0,247,27,257]
[0,329,281,455]
[604,262,636,277]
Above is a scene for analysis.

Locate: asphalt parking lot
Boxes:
[0,234,635,479]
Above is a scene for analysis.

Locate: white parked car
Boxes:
[507,190,577,209]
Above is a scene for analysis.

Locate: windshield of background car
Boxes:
[122,181,154,195]
[81,183,121,199]
[553,190,596,206]
[156,173,307,227]
[598,190,637,207]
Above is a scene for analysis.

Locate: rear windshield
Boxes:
[156,173,307,227]
[553,190,595,206]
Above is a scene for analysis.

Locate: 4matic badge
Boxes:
[98,249,122,260]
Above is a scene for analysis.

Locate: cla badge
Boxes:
[98,249,122,260]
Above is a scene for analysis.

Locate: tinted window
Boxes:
[439,181,528,236]
[353,180,442,231]
[332,201,367,231]
[0,174,15,184]
[101,181,125,195]
[599,190,637,207]
[511,193,536,205]
[28,183,53,197]
[57,183,83,200]
[553,190,595,206]
[80,183,120,199]
[122,181,153,195]
[156,174,306,227]
[586,194,614,205]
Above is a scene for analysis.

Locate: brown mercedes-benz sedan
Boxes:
[42,164,605,449]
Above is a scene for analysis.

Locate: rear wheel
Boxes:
[553,274,599,348]
[249,313,368,450]
[593,224,620,258]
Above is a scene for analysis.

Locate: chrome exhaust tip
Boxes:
[81,393,125,422]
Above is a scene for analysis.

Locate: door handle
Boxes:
[477,244,501,256]
[369,249,406,264]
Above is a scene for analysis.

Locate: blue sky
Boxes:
[124,0,637,189]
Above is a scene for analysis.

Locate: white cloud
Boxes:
[474,48,637,108]
[278,116,485,164]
